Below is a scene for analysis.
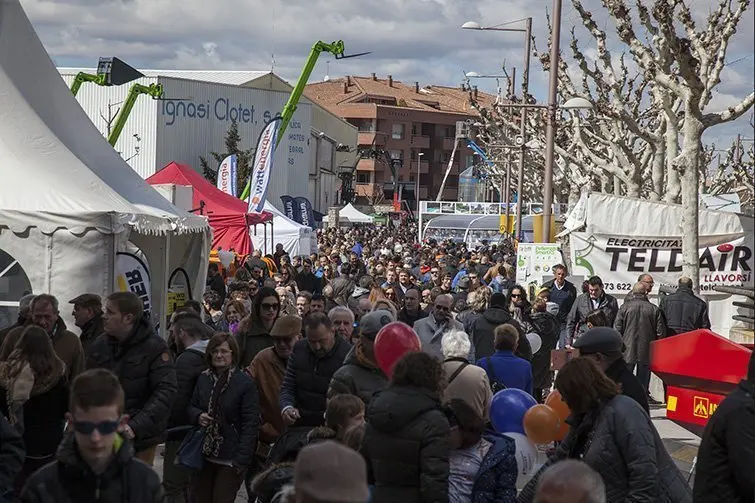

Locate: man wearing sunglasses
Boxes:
[21,369,163,502]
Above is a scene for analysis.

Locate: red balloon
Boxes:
[374,322,421,378]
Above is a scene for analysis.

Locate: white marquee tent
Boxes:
[0,0,211,331]
[251,202,314,257]
[339,203,374,224]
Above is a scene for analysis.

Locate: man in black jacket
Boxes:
[694,352,755,503]
[280,313,351,428]
[69,294,105,356]
[572,327,649,413]
[0,412,23,503]
[659,277,711,335]
[565,276,619,346]
[397,287,428,327]
[163,315,208,503]
[295,259,322,295]
[541,264,578,349]
[86,292,177,466]
[21,369,163,503]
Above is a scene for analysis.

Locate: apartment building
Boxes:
[305,74,494,203]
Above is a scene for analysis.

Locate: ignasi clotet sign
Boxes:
[569,233,754,294]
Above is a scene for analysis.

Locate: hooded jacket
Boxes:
[85,316,177,452]
[466,307,532,361]
[363,385,449,503]
[328,345,388,408]
[20,432,163,503]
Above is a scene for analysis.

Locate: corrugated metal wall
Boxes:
[60,73,159,178]
[155,77,311,208]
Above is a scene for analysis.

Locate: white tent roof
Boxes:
[0,0,208,235]
[339,203,374,224]
[251,201,314,257]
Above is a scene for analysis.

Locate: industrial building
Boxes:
[58,69,358,213]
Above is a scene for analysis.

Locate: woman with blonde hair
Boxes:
[0,325,68,495]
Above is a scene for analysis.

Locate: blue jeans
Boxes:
[557,325,570,349]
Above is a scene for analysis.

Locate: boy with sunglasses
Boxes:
[20,369,163,502]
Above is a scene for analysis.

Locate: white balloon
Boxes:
[503,432,538,484]
[526,332,542,354]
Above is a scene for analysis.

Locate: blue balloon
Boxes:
[490,388,538,434]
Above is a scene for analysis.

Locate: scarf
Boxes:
[202,367,235,458]
[0,354,65,426]
[354,340,379,370]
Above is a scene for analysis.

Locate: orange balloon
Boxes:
[545,390,571,441]
[523,405,561,444]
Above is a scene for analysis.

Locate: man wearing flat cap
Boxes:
[573,327,649,413]
[294,440,369,503]
[69,293,105,355]
[328,310,391,407]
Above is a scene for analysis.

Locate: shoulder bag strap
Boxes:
[448,361,469,384]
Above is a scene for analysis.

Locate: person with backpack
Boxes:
[441,330,492,421]
[476,324,532,395]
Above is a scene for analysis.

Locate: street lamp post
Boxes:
[417,152,424,214]
[542,0,563,243]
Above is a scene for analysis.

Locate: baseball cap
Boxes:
[294,441,369,502]
[360,310,395,340]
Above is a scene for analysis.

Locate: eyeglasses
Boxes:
[72,419,120,435]
[261,303,279,311]
[510,294,521,299]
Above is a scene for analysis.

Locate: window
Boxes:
[349,118,375,132]
[409,175,415,182]
[391,123,405,140]
[445,126,454,138]
[0,249,33,329]
[390,150,404,161]
[356,172,371,184]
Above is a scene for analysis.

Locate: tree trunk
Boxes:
[678,116,705,292]
[650,145,665,201]
[665,121,681,203]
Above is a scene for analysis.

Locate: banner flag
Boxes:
[294,196,315,229]
[280,195,296,221]
[216,154,238,196]
[115,252,152,317]
[248,117,282,213]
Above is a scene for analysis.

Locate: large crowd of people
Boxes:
[0,221,752,503]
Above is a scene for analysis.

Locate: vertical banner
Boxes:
[294,196,315,229]
[115,252,152,317]
[280,195,296,221]
[248,117,282,213]
[216,154,238,196]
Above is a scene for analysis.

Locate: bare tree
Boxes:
[100,99,141,162]
[589,0,754,286]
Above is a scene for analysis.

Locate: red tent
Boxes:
[147,162,271,255]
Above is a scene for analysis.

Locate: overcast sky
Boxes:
[23,0,754,148]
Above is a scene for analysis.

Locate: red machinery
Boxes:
[651,329,752,435]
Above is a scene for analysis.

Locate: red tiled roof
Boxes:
[304,75,496,116]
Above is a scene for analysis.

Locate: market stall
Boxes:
[0,0,211,331]
[147,162,272,256]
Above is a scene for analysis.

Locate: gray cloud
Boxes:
[22,0,753,144]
